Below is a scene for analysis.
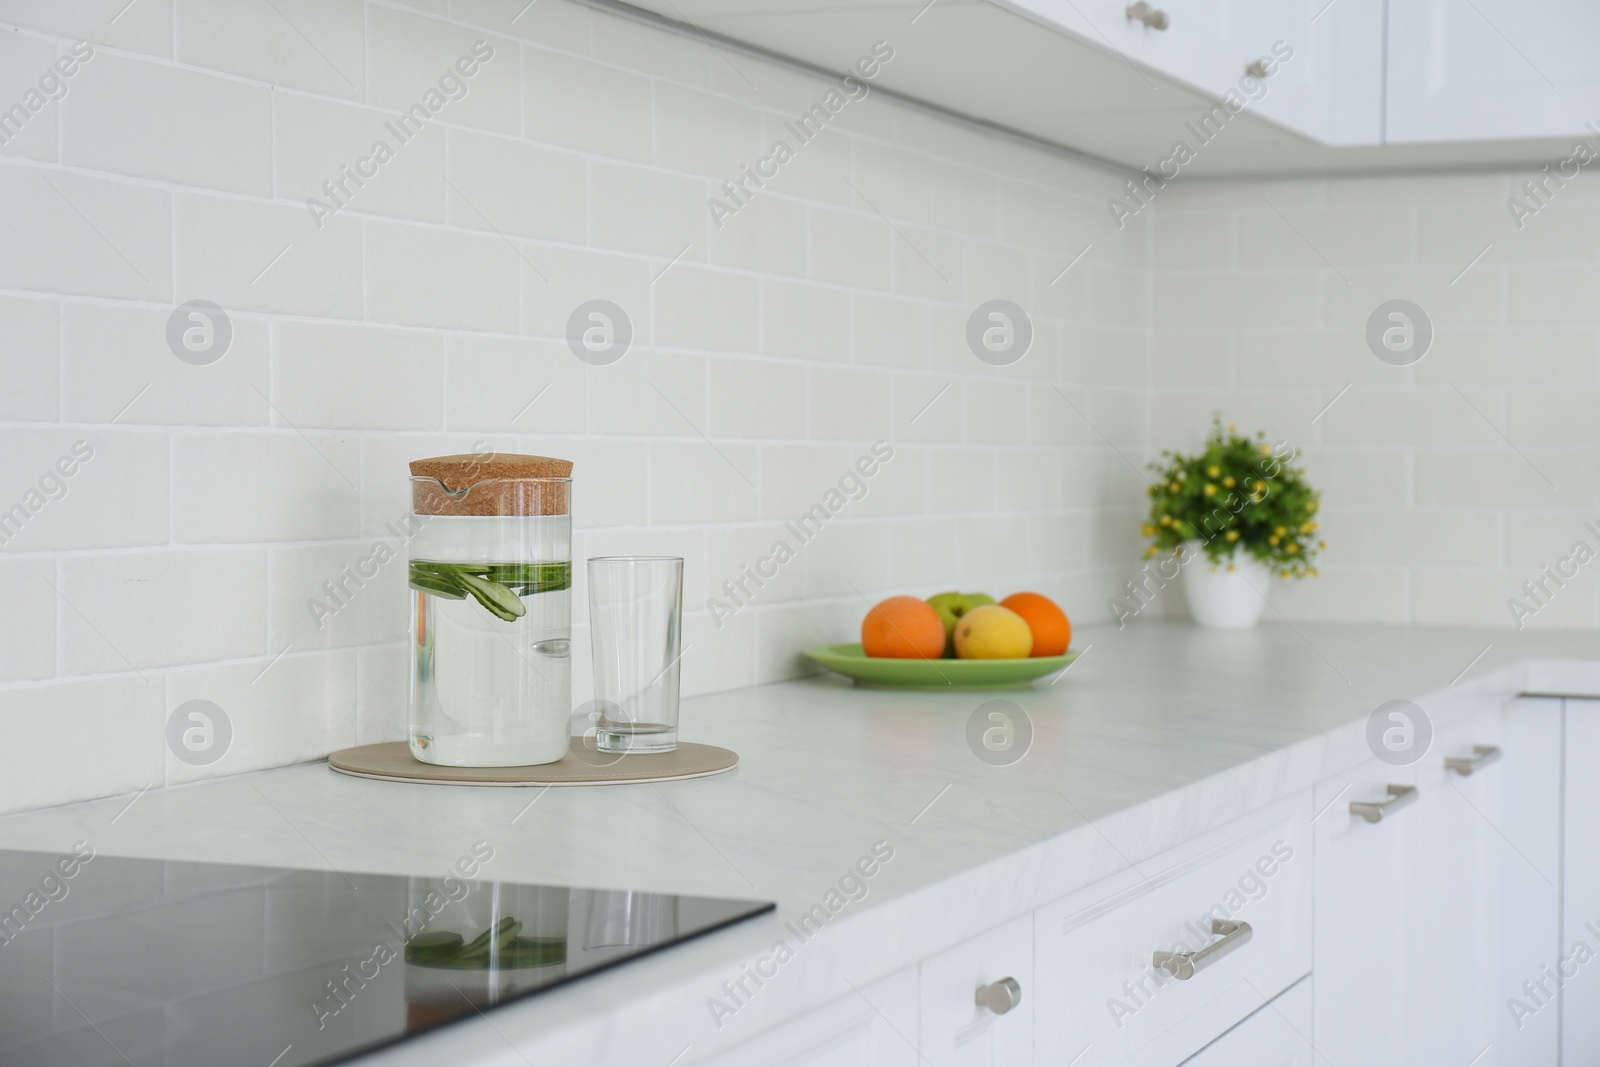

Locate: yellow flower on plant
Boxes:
[1160,515,1173,526]
[1225,530,1240,542]
[1141,524,1155,537]
[1223,476,1236,488]
[1274,525,1286,536]
[1207,465,1220,478]
[1260,443,1272,455]
[1318,540,1326,549]
[1204,484,1217,496]
[1254,480,1266,492]
[1287,543,1299,553]
[1269,535,1280,546]
[1170,482,1181,492]
[1144,546,1159,559]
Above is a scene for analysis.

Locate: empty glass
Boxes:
[587,557,684,754]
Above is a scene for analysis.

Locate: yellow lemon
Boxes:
[953,605,1034,659]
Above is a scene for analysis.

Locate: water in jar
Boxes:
[410,550,572,766]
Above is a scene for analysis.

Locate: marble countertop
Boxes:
[5,621,1599,1065]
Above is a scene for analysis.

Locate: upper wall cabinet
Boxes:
[1386,0,1600,142]
[620,0,1583,175]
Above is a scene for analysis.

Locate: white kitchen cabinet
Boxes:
[1311,753,1420,1064]
[917,914,1033,1067]
[695,967,919,1067]
[1034,791,1312,1067]
[1179,975,1313,1065]
[1386,0,1600,142]
[1410,697,1562,1066]
[1564,698,1600,1061]
[1315,698,1563,1067]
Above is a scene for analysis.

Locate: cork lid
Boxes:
[410,453,572,516]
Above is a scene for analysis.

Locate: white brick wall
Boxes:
[1150,174,1600,631]
[0,0,1150,811]
[10,0,1588,814]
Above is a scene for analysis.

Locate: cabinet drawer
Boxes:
[695,967,919,1067]
[1181,976,1313,1065]
[918,914,1032,1067]
[1034,791,1312,1067]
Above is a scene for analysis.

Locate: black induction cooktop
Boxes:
[0,844,772,1067]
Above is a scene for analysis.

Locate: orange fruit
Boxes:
[999,592,1071,657]
[861,596,946,659]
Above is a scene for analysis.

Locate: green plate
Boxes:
[802,643,1079,690]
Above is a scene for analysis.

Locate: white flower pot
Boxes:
[1180,542,1271,629]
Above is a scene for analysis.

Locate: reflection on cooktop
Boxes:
[0,843,772,1067]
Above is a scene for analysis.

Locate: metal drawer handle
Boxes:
[975,976,1021,1015]
[1349,784,1418,824]
[1125,1,1169,29]
[1152,919,1252,980]
[1445,745,1501,777]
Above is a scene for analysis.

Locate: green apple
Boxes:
[927,592,988,656]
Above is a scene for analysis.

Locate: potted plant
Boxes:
[1142,419,1323,629]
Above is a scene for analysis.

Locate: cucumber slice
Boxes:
[409,573,468,599]
[453,572,526,621]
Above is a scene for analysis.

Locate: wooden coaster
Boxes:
[327,739,738,787]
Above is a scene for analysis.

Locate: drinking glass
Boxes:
[587,557,683,754]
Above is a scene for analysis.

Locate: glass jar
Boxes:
[407,453,572,767]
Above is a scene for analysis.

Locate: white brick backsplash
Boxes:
[274,93,447,225]
[807,365,893,441]
[710,193,809,277]
[453,0,591,52]
[368,7,520,135]
[649,440,760,524]
[0,429,168,552]
[586,348,706,437]
[273,320,445,430]
[166,649,358,784]
[446,128,586,241]
[761,279,850,362]
[0,32,60,162]
[0,1,173,58]
[64,53,272,194]
[589,160,708,260]
[0,296,58,421]
[810,206,893,289]
[175,193,361,318]
[0,676,163,814]
[364,219,520,331]
[0,165,170,301]
[58,548,268,673]
[268,541,409,652]
[708,356,806,439]
[524,47,652,162]
[651,264,759,353]
[172,431,360,543]
[356,641,409,745]
[521,244,653,343]
[654,81,764,180]
[757,443,855,522]
[63,302,270,427]
[175,0,365,98]
[446,334,587,434]
[1,0,1596,815]
[0,557,55,681]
